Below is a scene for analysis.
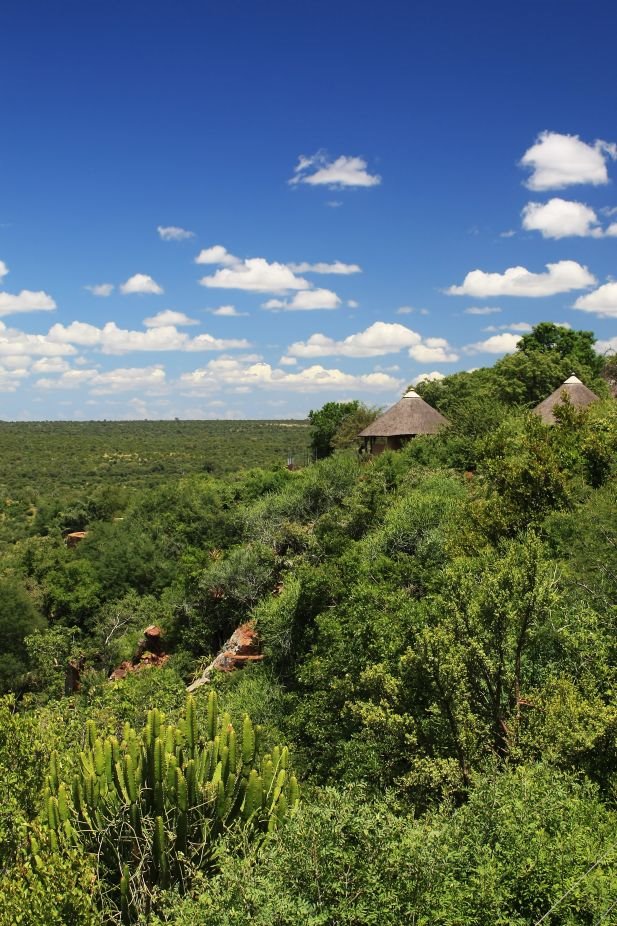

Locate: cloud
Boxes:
[143,310,198,327]
[200,257,309,293]
[483,322,532,333]
[396,305,429,316]
[289,152,381,189]
[36,365,167,394]
[0,361,29,392]
[466,333,522,354]
[347,299,359,308]
[464,306,502,315]
[287,322,420,358]
[195,245,239,266]
[85,283,114,297]
[448,260,595,298]
[210,305,248,317]
[180,356,400,393]
[520,131,617,191]
[2,354,32,369]
[0,321,76,357]
[263,288,341,311]
[47,321,250,354]
[31,357,72,373]
[522,198,602,238]
[0,261,8,280]
[157,225,195,241]
[412,371,445,385]
[279,356,297,366]
[287,260,362,274]
[500,230,516,238]
[120,274,163,295]
[285,321,458,361]
[408,338,459,363]
[573,282,617,318]
[596,336,617,354]
[0,290,57,317]
[327,200,343,208]
[196,245,353,306]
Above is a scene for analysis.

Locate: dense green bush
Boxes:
[152,766,617,926]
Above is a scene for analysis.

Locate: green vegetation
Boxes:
[1,324,617,924]
[0,418,310,548]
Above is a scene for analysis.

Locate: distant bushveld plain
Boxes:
[0,419,310,547]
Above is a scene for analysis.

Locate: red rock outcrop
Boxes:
[187,621,262,692]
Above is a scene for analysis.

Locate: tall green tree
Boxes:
[516,321,602,374]
[308,401,365,458]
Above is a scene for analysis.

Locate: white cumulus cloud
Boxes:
[180,356,400,393]
[0,363,28,392]
[466,333,522,354]
[483,322,532,333]
[0,261,8,281]
[286,322,458,361]
[448,260,595,298]
[520,131,617,191]
[409,338,459,363]
[120,274,164,295]
[195,245,239,266]
[31,357,72,373]
[263,289,341,311]
[210,305,248,317]
[143,310,198,327]
[0,290,57,317]
[36,365,167,394]
[573,282,617,318]
[412,371,445,385]
[286,322,420,358]
[200,257,309,293]
[47,321,250,354]
[0,321,76,357]
[287,260,362,274]
[157,225,194,241]
[522,198,602,238]
[289,152,381,189]
[85,283,114,297]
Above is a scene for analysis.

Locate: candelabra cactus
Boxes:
[40,691,299,922]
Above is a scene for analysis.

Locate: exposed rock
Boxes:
[109,625,169,681]
[187,621,262,692]
[65,531,88,547]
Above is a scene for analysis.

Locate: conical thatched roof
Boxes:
[359,388,449,438]
[533,375,600,424]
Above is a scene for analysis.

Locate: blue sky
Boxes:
[1,0,616,420]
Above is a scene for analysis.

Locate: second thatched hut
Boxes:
[533,374,600,425]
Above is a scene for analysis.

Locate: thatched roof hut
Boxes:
[359,388,449,452]
[533,375,600,424]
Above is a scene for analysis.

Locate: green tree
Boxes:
[331,403,380,451]
[0,579,46,692]
[308,401,364,458]
[408,535,562,787]
[517,320,603,374]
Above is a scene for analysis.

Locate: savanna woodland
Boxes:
[1,323,617,926]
